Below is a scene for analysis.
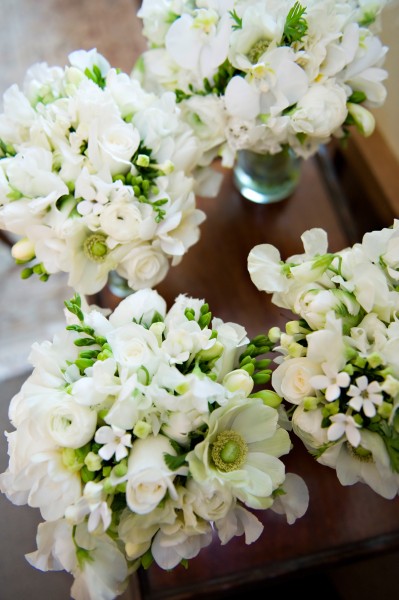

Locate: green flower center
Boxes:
[83,233,108,263]
[347,442,373,462]
[211,430,248,472]
[248,38,270,64]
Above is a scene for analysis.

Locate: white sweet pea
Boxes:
[247,243,288,293]
[165,10,230,80]
[270,472,309,525]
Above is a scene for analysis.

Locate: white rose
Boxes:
[96,121,141,176]
[272,357,323,405]
[125,435,181,514]
[106,322,160,372]
[118,243,170,289]
[46,401,98,448]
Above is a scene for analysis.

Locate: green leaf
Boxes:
[282,2,308,45]
[163,452,188,471]
[229,9,242,30]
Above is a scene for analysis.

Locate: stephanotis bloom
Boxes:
[248,221,399,500]
[0,288,309,600]
[135,0,390,167]
[0,48,210,295]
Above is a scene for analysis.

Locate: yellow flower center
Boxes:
[248,38,270,64]
[211,430,248,472]
[83,233,108,263]
[347,442,373,462]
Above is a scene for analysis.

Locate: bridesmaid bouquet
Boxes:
[135,0,390,167]
[0,49,207,295]
[0,289,309,600]
[248,220,399,499]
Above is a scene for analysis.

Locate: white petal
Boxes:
[225,76,260,120]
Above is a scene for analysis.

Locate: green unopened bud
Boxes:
[367,352,383,369]
[136,154,150,167]
[113,459,128,478]
[252,370,271,385]
[240,362,255,375]
[81,465,96,483]
[303,396,319,411]
[103,477,116,495]
[347,102,375,137]
[116,482,127,493]
[197,341,224,361]
[11,238,35,263]
[378,402,392,420]
[250,389,282,408]
[20,267,33,279]
[381,375,399,397]
[84,451,102,472]
[354,356,366,369]
[322,400,339,417]
[133,420,152,439]
[353,413,364,426]
[62,447,84,472]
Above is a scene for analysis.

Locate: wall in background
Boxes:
[375,3,399,161]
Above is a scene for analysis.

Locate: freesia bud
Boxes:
[11,238,35,263]
[347,103,375,137]
[223,369,254,396]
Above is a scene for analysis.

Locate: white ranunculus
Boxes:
[99,200,142,243]
[125,435,184,514]
[187,478,234,522]
[291,82,348,138]
[46,400,98,448]
[272,357,323,405]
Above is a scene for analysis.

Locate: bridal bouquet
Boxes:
[135,0,389,166]
[248,220,399,499]
[0,289,309,600]
[0,48,207,295]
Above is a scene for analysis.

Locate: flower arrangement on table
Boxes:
[0,289,309,600]
[248,220,399,499]
[0,48,210,295]
[135,0,390,167]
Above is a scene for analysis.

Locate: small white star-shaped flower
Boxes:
[328,413,361,447]
[347,375,383,418]
[310,362,350,402]
[95,424,132,461]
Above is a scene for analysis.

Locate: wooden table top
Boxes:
[1,2,398,599]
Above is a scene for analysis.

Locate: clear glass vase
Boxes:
[233,147,301,204]
[107,270,133,298]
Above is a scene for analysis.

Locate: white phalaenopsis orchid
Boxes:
[0,288,309,600]
[248,220,399,500]
[135,0,390,167]
[0,49,209,295]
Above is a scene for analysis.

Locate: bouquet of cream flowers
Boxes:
[248,220,399,499]
[135,0,390,167]
[0,48,208,295]
[0,289,309,600]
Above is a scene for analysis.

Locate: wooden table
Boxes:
[1,2,399,599]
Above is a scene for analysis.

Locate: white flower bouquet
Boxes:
[0,289,309,600]
[248,220,399,499]
[0,48,207,295]
[135,0,390,167]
